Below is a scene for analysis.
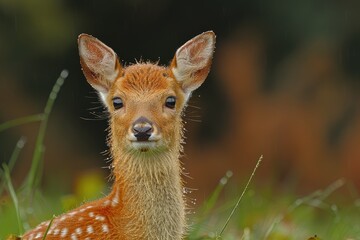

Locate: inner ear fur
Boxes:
[171,31,216,96]
[78,34,123,94]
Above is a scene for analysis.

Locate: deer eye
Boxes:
[165,96,176,109]
[112,97,123,110]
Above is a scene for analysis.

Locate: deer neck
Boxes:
[110,147,185,239]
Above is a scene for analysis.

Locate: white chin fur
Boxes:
[131,141,158,152]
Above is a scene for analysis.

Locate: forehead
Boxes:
[115,63,175,95]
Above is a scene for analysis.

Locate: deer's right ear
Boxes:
[78,34,122,95]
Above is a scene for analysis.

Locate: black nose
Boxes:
[132,117,153,141]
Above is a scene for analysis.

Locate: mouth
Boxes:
[129,140,159,152]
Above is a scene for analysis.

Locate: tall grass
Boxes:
[26,70,68,194]
[217,155,263,238]
[0,70,68,238]
[187,177,360,240]
[2,165,23,234]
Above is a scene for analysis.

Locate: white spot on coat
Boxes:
[103,200,111,206]
[34,232,42,239]
[69,211,78,216]
[75,227,82,235]
[54,229,60,235]
[95,215,105,221]
[87,225,94,234]
[102,224,109,233]
[71,233,78,240]
[60,228,68,237]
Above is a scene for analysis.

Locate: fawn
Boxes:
[22,31,215,240]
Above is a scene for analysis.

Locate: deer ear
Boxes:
[171,31,215,100]
[78,34,122,95]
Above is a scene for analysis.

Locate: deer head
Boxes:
[78,32,215,157]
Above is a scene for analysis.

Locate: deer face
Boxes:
[78,32,215,153]
[106,64,187,153]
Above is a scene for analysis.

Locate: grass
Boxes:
[1,70,360,240]
[188,178,360,240]
[218,155,263,238]
[1,164,23,235]
[41,216,54,240]
[0,70,68,239]
[26,69,68,193]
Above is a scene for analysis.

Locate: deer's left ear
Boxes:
[171,31,216,100]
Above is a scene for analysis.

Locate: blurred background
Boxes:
[1,0,360,205]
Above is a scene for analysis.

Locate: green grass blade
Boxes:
[200,171,233,217]
[25,70,68,193]
[188,171,233,238]
[264,178,345,238]
[2,164,24,235]
[42,216,55,240]
[0,114,44,132]
[8,137,27,171]
[0,137,27,196]
[217,155,263,238]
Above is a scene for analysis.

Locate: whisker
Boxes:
[184,113,202,118]
[89,101,103,105]
[184,118,202,123]
[80,109,109,121]
[80,116,105,121]
[84,95,100,99]
[181,170,194,180]
[186,104,201,110]
[87,105,104,111]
